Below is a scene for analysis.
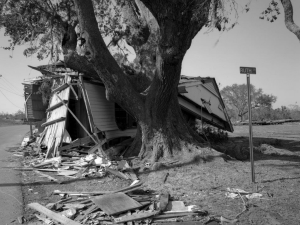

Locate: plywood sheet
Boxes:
[92,192,142,215]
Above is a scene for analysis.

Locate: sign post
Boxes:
[240,67,256,183]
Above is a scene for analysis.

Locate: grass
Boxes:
[0,118,24,127]
[229,123,300,141]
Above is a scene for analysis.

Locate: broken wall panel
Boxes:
[24,83,47,121]
[43,77,71,158]
[84,82,119,131]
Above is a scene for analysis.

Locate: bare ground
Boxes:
[16,123,300,224]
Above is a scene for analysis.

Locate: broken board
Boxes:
[92,192,142,215]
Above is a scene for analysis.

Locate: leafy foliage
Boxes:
[259,0,280,23]
[37,78,52,105]
[195,122,228,143]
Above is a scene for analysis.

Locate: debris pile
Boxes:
[16,133,138,183]
[28,181,208,225]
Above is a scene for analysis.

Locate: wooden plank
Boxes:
[58,136,93,152]
[153,222,207,225]
[153,212,199,219]
[28,65,63,78]
[74,204,98,222]
[53,181,143,196]
[28,202,81,225]
[114,211,159,223]
[106,168,130,180]
[80,76,97,133]
[46,100,68,112]
[55,93,98,145]
[87,139,106,154]
[41,117,65,127]
[35,170,62,184]
[52,83,69,94]
[92,192,142,215]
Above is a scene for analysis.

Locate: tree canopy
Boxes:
[1,0,229,162]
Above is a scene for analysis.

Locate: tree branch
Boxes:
[73,0,144,116]
[280,0,300,41]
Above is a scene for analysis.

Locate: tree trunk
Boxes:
[239,114,243,122]
[133,57,205,163]
[280,0,300,41]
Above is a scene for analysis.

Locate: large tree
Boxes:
[1,0,234,162]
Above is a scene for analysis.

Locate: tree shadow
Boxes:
[261,176,300,183]
[223,136,300,164]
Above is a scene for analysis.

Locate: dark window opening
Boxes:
[115,103,137,130]
[65,85,91,140]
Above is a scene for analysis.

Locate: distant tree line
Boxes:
[0,110,25,121]
[221,84,300,122]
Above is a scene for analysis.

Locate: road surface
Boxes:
[0,125,29,224]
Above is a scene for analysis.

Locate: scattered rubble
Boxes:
[27,183,209,225]
[15,134,215,224]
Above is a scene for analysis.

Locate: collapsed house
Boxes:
[23,61,233,158]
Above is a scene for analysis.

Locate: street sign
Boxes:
[240,67,256,74]
[240,66,256,183]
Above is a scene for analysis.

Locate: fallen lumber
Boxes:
[114,211,159,223]
[106,168,130,180]
[58,136,93,152]
[28,202,81,225]
[74,204,98,222]
[34,170,62,184]
[53,181,143,196]
[153,212,200,219]
[153,222,208,225]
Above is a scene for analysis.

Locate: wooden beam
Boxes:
[41,117,65,127]
[28,203,81,225]
[55,93,98,145]
[46,100,68,112]
[28,65,62,78]
[34,170,62,184]
[114,211,159,223]
[52,83,69,94]
[58,136,93,152]
[79,76,96,133]
[87,138,106,154]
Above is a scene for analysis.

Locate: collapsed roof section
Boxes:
[178,75,233,132]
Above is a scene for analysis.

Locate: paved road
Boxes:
[0,125,29,224]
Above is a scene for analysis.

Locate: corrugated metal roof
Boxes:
[84,82,119,131]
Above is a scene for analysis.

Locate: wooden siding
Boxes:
[84,82,119,131]
[24,84,47,120]
[42,77,71,158]
[178,97,226,129]
[179,83,226,121]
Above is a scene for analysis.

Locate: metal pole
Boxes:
[247,74,255,183]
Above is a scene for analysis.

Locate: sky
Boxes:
[182,0,300,109]
[0,0,299,113]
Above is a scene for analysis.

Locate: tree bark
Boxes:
[280,0,300,41]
